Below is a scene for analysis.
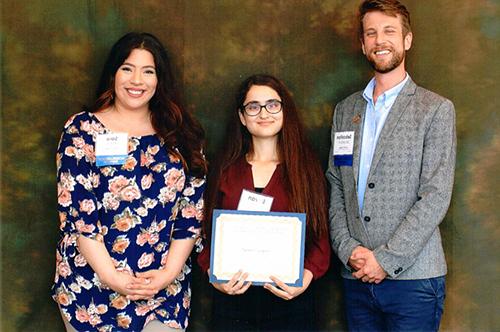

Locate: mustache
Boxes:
[372,45,395,53]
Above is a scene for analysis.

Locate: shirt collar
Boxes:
[362,73,410,108]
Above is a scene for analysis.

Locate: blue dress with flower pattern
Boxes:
[52,112,205,331]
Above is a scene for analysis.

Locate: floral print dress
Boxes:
[52,112,205,331]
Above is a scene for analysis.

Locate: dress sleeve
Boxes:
[171,173,206,251]
[304,234,331,280]
[56,124,101,240]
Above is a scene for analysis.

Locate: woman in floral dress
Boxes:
[52,32,206,332]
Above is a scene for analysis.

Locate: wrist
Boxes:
[303,269,313,281]
[158,268,176,286]
[298,269,313,291]
[100,268,120,289]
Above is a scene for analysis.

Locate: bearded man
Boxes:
[327,1,456,331]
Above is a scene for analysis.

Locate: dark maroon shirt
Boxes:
[198,156,330,279]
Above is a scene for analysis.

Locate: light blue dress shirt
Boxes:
[357,74,410,212]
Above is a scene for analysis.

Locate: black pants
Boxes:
[210,284,316,332]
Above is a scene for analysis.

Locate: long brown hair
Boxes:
[89,32,207,177]
[204,74,328,242]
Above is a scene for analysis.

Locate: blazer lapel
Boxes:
[368,78,417,178]
[352,98,367,192]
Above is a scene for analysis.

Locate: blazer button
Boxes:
[364,216,371,222]
[394,267,403,274]
[368,183,375,189]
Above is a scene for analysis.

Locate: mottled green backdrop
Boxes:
[1,0,499,331]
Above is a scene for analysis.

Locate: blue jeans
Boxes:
[343,277,445,332]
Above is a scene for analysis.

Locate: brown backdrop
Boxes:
[1,1,499,331]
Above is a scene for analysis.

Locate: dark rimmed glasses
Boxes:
[241,99,283,116]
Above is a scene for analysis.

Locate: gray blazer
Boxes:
[326,78,456,280]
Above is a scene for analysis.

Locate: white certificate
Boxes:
[209,209,306,286]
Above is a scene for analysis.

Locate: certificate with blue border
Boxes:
[209,209,306,287]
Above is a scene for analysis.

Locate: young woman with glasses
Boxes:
[198,74,330,331]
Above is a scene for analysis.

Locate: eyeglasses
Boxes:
[241,99,283,116]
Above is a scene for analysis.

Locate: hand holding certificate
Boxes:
[209,209,306,287]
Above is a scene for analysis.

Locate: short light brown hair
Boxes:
[359,0,411,38]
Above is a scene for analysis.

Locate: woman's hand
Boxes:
[103,269,149,297]
[263,269,313,300]
[211,270,252,295]
[119,239,197,301]
[76,235,149,297]
[125,269,173,301]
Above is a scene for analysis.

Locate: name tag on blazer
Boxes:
[333,131,354,166]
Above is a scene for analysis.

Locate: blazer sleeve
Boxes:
[373,99,456,278]
[326,103,361,270]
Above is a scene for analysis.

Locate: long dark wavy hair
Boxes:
[203,74,328,243]
[89,32,207,177]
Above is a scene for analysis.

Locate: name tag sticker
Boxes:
[95,133,128,166]
[333,131,354,166]
[237,189,274,212]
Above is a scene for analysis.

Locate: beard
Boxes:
[367,48,405,73]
